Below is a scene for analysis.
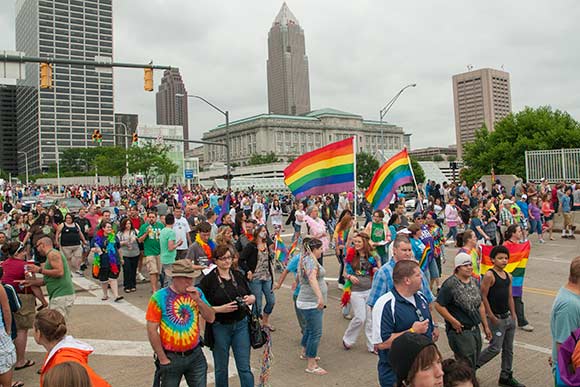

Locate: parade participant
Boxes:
[476,245,524,387]
[425,212,445,292]
[469,207,491,244]
[303,206,329,265]
[560,186,575,239]
[206,210,219,241]
[233,211,246,239]
[23,237,75,321]
[0,272,16,387]
[43,361,92,387]
[445,198,461,244]
[146,259,215,387]
[550,256,580,383]
[341,232,379,353]
[187,222,215,275]
[408,223,433,282]
[240,225,276,330]
[333,211,354,288]
[235,218,256,254]
[35,309,110,387]
[320,196,336,238]
[199,245,255,387]
[499,199,515,243]
[297,237,328,375]
[364,209,390,265]
[23,214,55,263]
[527,196,544,243]
[91,222,123,302]
[442,359,479,387]
[389,333,443,387]
[118,218,140,293]
[173,207,192,260]
[482,199,499,246]
[541,194,555,241]
[215,225,239,269]
[159,214,183,287]
[292,202,306,242]
[56,213,87,275]
[75,208,92,274]
[138,211,165,293]
[456,230,481,281]
[503,225,534,332]
[372,261,436,387]
[434,253,491,369]
[269,199,284,233]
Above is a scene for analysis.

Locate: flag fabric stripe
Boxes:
[481,241,530,297]
[284,137,355,199]
[365,149,414,210]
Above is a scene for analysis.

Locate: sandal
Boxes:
[15,359,35,370]
[114,296,124,302]
[36,304,47,312]
[342,340,351,350]
[124,289,131,293]
[264,324,276,332]
[12,381,24,387]
[305,367,328,375]
[130,288,137,292]
[101,296,109,301]
[300,354,320,360]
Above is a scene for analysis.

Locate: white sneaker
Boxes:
[519,324,534,332]
[445,239,454,246]
[136,272,146,282]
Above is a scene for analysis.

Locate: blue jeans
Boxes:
[212,317,254,387]
[299,308,323,358]
[293,294,306,334]
[530,219,542,235]
[157,345,207,387]
[249,279,275,316]
[446,226,458,240]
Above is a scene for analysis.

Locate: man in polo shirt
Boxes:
[371,260,436,387]
[146,259,215,387]
[138,212,165,293]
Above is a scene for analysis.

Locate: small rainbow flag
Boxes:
[287,239,298,258]
[365,148,414,210]
[275,234,289,263]
[418,244,432,272]
[284,138,355,199]
[481,241,530,297]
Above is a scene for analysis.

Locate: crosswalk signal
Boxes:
[40,62,53,89]
[144,68,153,92]
[132,132,138,145]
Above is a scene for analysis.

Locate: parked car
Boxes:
[55,197,85,214]
[404,193,428,212]
[21,197,56,213]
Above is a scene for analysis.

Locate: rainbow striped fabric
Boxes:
[275,235,298,264]
[481,241,530,297]
[418,244,432,272]
[284,137,355,199]
[365,148,413,210]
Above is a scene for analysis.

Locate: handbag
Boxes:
[203,321,215,350]
[245,306,268,349]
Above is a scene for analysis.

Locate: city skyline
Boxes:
[1,1,579,151]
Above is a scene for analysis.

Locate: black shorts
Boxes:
[97,266,119,282]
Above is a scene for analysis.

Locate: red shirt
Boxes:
[1,258,28,294]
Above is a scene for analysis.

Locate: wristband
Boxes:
[409,327,415,333]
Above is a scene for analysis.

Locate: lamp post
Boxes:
[176,93,231,191]
[17,151,29,186]
[379,83,417,158]
[116,121,131,184]
[45,141,61,192]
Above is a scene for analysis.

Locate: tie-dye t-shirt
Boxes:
[146,286,210,352]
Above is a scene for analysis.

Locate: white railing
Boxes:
[525,149,580,182]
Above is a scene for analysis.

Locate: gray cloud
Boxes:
[1,0,579,148]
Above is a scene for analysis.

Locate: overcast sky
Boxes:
[1,0,579,149]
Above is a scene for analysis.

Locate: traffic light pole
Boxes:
[0,53,172,70]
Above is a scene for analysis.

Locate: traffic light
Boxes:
[144,68,153,92]
[40,62,53,89]
[132,132,138,145]
[92,129,102,143]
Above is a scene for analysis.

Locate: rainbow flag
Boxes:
[275,234,289,263]
[418,244,432,272]
[365,148,414,210]
[284,138,355,199]
[481,241,530,297]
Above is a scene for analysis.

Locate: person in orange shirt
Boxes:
[34,309,110,387]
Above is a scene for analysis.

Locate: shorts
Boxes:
[428,258,440,279]
[97,266,119,282]
[543,214,554,222]
[145,255,161,275]
[176,250,188,260]
[14,293,35,330]
[49,295,75,322]
[0,332,16,374]
[61,245,82,262]
[563,213,572,227]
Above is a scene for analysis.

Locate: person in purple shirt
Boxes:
[527,196,544,243]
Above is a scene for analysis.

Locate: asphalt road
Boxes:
[13,228,579,387]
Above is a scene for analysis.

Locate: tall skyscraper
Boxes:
[267,3,311,115]
[0,84,19,176]
[452,68,511,158]
[15,0,114,174]
[156,68,189,151]
[115,113,138,149]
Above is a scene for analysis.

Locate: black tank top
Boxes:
[487,269,511,315]
[60,223,81,246]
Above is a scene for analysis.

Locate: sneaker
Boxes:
[570,235,577,240]
[519,324,534,332]
[498,374,525,387]
[75,270,84,277]
[136,272,146,282]
[539,239,545,244]
[445,239,454,246]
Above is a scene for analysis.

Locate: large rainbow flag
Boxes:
[284,137,355,199]
[481,241,530,297]
[365,148,414,210]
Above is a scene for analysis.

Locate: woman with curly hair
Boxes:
[90,222,123,302]
[341,232,380,353]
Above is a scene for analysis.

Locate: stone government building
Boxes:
[201,108,408,168]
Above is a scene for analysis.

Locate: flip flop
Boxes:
[12,381,24,387]
[305,367,328,375]
[36,305,47,312]
[15,359,35,370]
[101,297,109,301]
[300,354,320,360]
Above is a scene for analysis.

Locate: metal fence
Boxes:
[525,148,580,182]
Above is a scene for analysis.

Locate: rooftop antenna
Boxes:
[467,64,474,71]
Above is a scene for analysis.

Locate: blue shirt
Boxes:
[371,288,433,387]
[286,255,301,297]
[367,259,434,308]
[516,200,529,219]
[561,195,571,213]
[551,287,580,373]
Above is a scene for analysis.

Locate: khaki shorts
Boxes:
[49,295,75,322]
[563,213,572,227]
[14,294,35,330]
[144,255,161,275]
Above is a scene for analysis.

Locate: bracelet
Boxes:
[409,327,415,333]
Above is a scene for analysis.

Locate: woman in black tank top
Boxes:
[56,213,87,273]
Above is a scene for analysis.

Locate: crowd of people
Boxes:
[0,177,577,386]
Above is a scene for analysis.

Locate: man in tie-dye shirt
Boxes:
[146,259,215,387]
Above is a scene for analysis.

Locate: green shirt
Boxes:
[44,249,75,299]
[159,227,177,265]
[138,222,164,257]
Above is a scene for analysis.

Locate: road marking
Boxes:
[532,257,571,264]
[513,340,551,355]
[72,278,238,384]
[523,286,558,297]
[27,337,153,358]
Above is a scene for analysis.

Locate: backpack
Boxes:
[3,284,21,340]
[556,327,580,386]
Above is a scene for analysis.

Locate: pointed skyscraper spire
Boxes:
[273,2,300,26]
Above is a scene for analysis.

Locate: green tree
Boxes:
[462,106,580,184]
[128,143,168,185]
[448,155,457,162]
[95,147,127,184]
[248,152,279,165]
[356,152,379,189]
[154,153,179,186]
[431,154,444,162]
[409,157,426,184]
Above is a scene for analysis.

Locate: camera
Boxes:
[234,296,246,310]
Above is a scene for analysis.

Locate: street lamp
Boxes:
[116,121,131,184]
[45,140,61,192]
[176,93,231,190]
[379,83,417,158]
[17,151,29,186]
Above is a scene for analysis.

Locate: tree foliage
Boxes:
[409,157,426,184]
[356,152,379,189]
[95,147,127,183]
[248,152,279,165]
[128,142,177,186]
[462,106,580,184]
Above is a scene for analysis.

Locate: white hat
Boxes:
[397,228,412,235]
[454,252,472,268]
[521,194,527,200]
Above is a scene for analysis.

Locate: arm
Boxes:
[433,301,463,333]
[0,286,12,337]
[273,269,289,290]
[508,273,516,322]
[480,272,498,326]
[376,320,430,350]
[190,289,215,323]
[479,302,492,340]
[146,322,170,365]
[306,266,325,309]
[29,250,64,278]
[55,223,63,247]
[476,225,489,240]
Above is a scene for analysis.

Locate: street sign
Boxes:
[184,169,194,179]
[1,51,26,80]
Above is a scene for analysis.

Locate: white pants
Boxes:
[342,289,373,352]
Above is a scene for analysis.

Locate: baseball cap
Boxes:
[521,194,527,200]
[454,252,472,268]
[502,198,512,206]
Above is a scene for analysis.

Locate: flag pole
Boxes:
[352,136,358,225]
[406,147,423,212]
